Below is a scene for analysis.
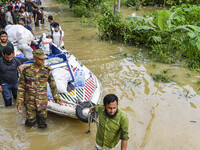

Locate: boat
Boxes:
[14,40,103,123]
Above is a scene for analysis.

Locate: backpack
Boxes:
[37,12,42,20]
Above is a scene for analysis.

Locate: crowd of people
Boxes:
[0,0,43,29]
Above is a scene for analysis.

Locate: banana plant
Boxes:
[126,8,200,50]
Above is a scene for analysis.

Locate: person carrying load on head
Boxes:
[16,49,62,129]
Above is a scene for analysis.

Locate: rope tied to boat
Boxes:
[86,100,99,133]
[86,111,99,133]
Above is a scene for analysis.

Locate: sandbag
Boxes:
[52,68,72,93]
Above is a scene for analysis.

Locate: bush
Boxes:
[96,4,200,71]
[73,5,92,17]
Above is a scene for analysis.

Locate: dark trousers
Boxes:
[1,83,18,106]
[34,18,39,27]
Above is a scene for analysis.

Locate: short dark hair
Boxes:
[3,47,14,55]
[40,7,44,10]
[48,15,53,20]
[18,10,23,13]
[53,22,59,28]
[15,5,19,9]
[7,6,13,11]
[103,94,118,106]
[20,18,25,23]
[0,31,7,36]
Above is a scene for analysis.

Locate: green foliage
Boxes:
[132,79,142,86]
[96,4,200,71]
[124,0,200,6]
[169,5,200,27]
[152,74,172,83]
[167,0,200,5]
[126,0,137,6]
[56,0,68,3]
[73,5,92,17]
[158,9,170,31]
[95,2,126,41]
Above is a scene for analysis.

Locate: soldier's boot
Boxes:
[25,118,36,127]
[37,116,47,129]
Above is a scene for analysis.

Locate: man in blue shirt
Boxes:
[0,47,22,106]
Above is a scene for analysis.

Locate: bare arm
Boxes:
[18,65,23,74]
[35,14,37,22]
[89,106,94,112]
[121,140,128,150]
[17,105,22,113]
[41,12,44,23]
[59,36,64,47]
[31,30,35,37]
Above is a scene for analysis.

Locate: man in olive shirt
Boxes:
[0,31,14,58]
[90,94,129,150]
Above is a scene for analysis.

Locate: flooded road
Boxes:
[1,1,200,150]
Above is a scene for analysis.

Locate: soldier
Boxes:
[16,49,61,129]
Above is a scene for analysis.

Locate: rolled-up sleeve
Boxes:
[120,114,129,140]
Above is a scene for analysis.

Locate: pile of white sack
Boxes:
[45,57,64,65]
[52,68,72,93]
[5,25,35,60]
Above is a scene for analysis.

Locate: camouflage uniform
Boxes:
[16,49,60,128]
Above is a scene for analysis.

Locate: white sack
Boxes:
[5,25,34,44]
[17,43,33,60]
[52,68,72,93]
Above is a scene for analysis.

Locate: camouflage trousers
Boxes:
[25,104,47,127]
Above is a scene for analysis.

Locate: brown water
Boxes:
[1,1,200,150]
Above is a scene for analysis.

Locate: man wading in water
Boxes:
[90,94,129,150]
[16,49,62,128]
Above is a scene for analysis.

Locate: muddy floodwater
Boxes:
[1,1,200,150]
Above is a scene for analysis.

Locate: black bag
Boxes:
[37,12,42,20]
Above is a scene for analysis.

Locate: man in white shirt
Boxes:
[49,22,64,49]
